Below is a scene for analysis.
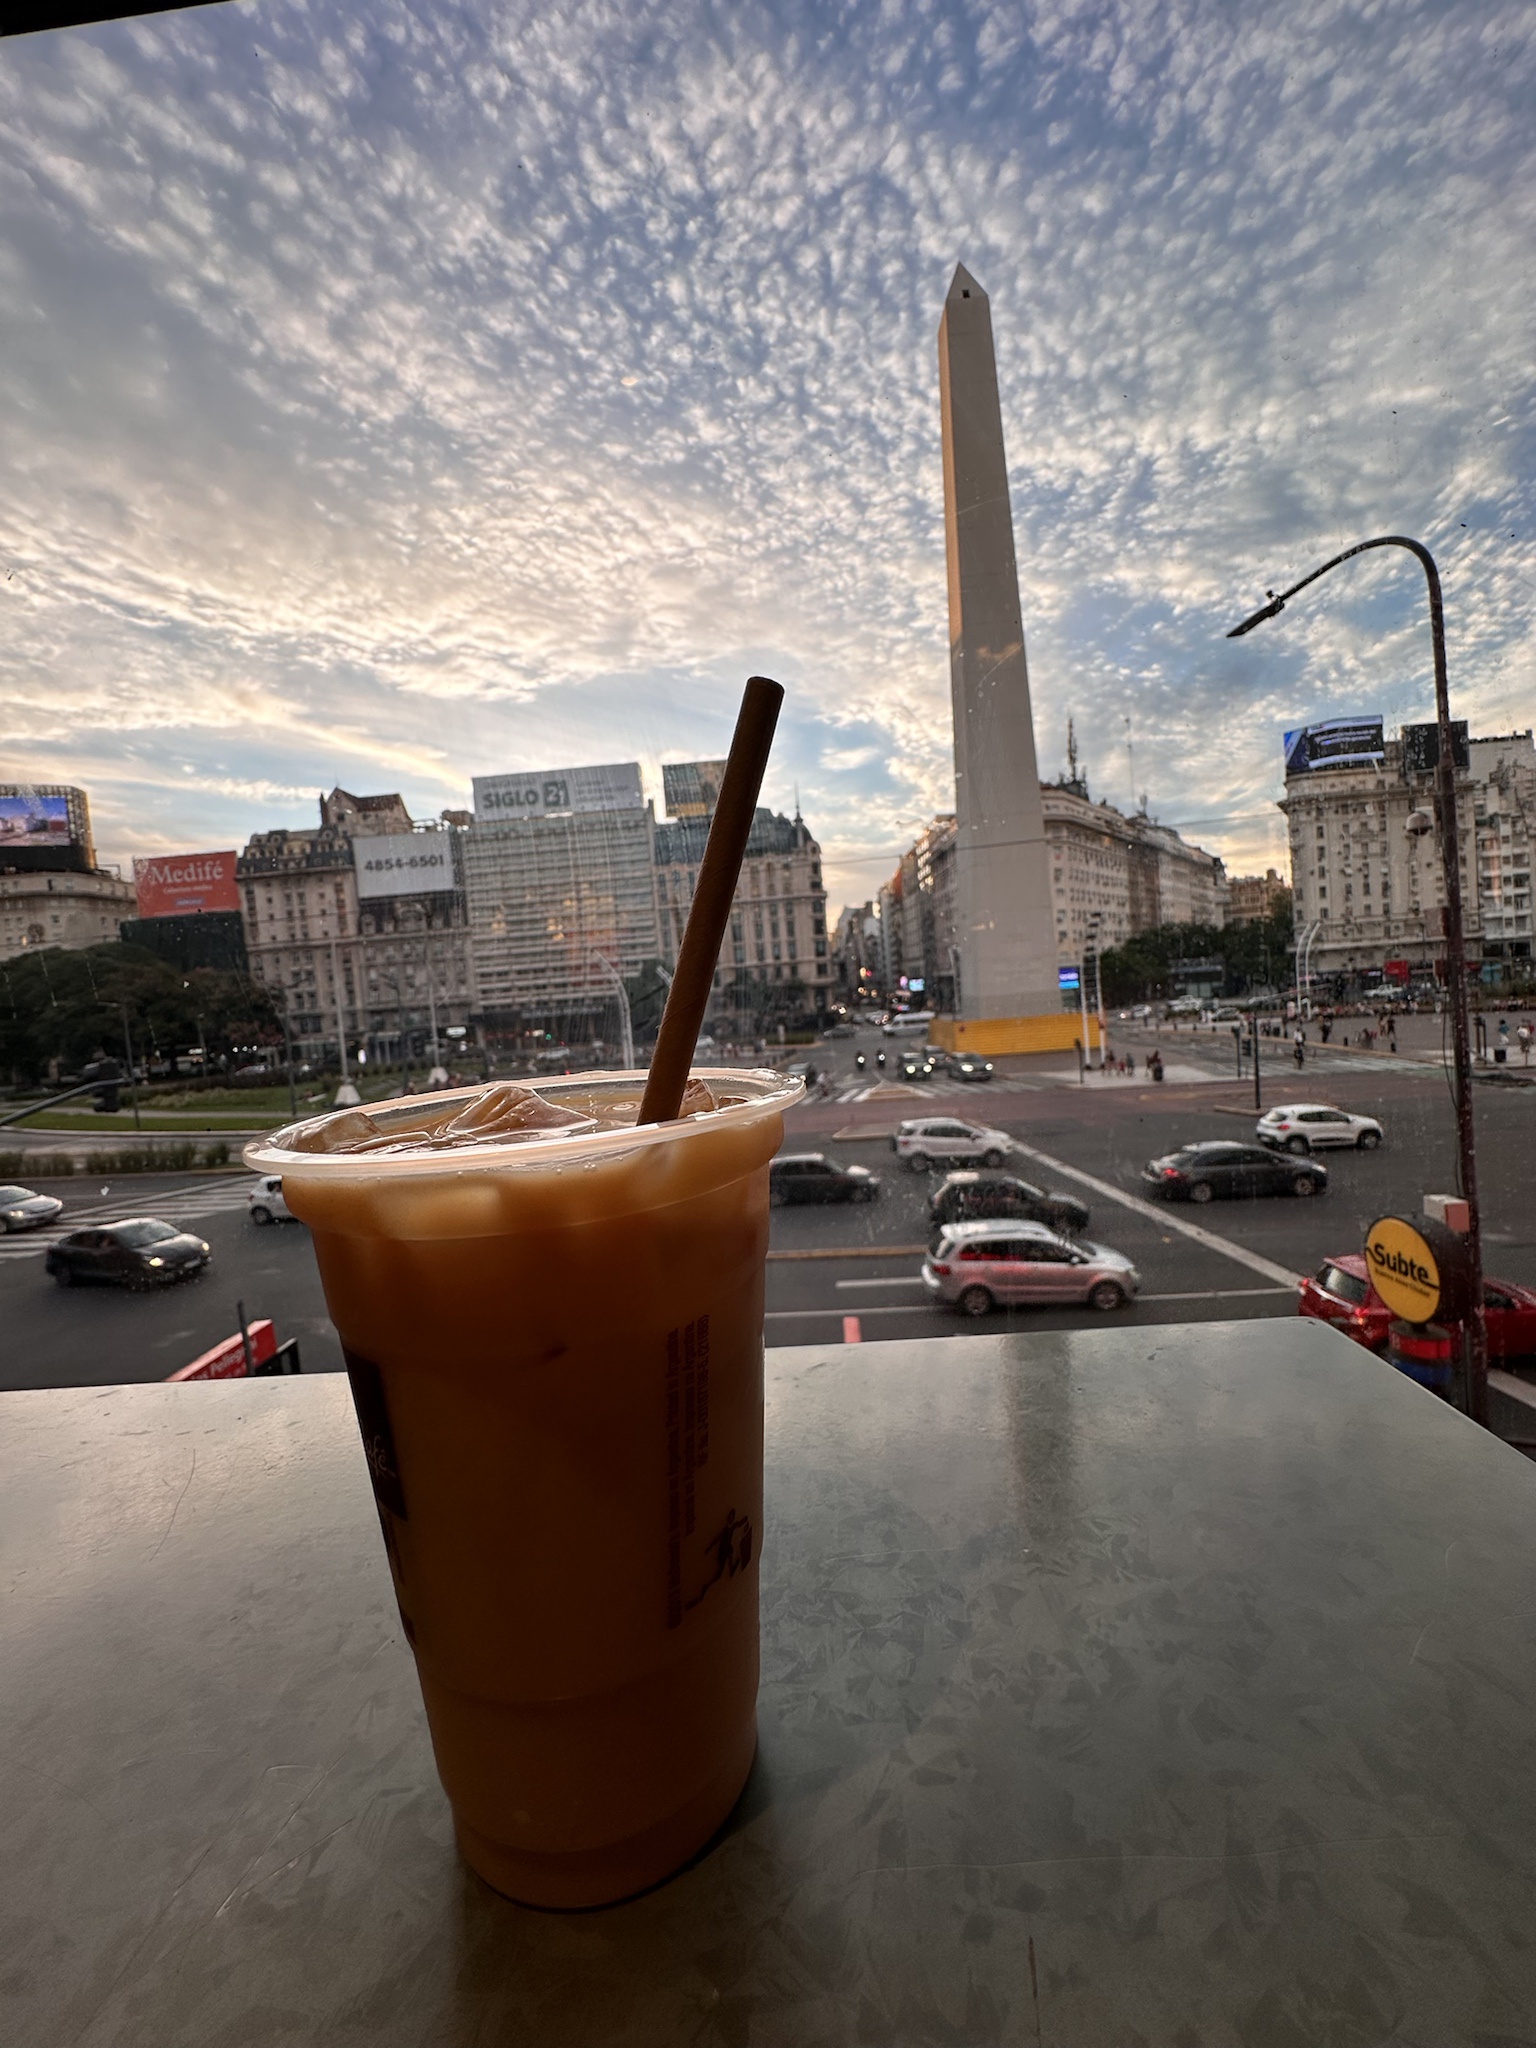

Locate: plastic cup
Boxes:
[246,1067,800,1906]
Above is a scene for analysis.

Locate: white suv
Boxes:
[1256,1103,1384,1154]
[893,1117,1014,1172]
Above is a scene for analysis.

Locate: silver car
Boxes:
[922,1219,1139,1317]
[0,1183,65,1232]
[894,1117,1013,1171]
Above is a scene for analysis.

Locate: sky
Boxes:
[1,0,1532,912]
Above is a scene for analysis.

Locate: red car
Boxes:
[1298,1254,1536,1360]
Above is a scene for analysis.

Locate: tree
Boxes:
[1099,897,1295,1006]
[0,944,280,1087]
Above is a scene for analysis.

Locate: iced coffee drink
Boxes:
[246,1068,800,1907]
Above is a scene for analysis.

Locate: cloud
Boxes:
[0,0,1531,910]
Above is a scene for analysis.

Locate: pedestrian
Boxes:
[1150,1050,1164,1082]
[1293,1027,1306,1070]
[1320,1017,1332,1044]
[1498,1018,1511,1055]
[1387,1017,1397,1053]
[1519,1022,1532,1066]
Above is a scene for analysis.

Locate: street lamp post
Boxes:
[591,951,635,1070]
[1228,534,1487,1425]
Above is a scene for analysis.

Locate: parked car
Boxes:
[248,1175,293,1224]
[46,1219,211,1288]
[1256,1103,1384,1153]
[769,1154,880,1205]
[1142,1141,1327,1202]
[929,1171,1089,1236]
[922,1220,1138,1317]
[0,1184,65,1233]
[894,1117,1015,1171]
[1298,1255,1536,1360]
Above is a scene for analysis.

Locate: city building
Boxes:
[1226,869,1289,926]
[1042,781,1227,964]
[0,784,135,961]
[0,867,137,962]
[654,775,830,1029]
[831,901,882,1003]
[239,788,474,1062]
[462,763,660,1038]
[1283,722,1535,981]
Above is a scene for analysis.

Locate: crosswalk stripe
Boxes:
[0,1179,254,1259]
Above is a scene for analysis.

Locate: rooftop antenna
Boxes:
[1066,717,1079,786]
[1123,717,1136,814]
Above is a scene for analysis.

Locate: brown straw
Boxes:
[639,675,785,1123]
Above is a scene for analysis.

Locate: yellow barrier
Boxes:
[929,1013,1102,1056]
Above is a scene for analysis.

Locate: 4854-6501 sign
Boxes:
[351,832,455,901]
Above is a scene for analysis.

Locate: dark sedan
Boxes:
[770,1154,880,1205]
[46,1218,212,1288]
[897,1053,936,1081]
[941,1054,995,1082]
[1142,1141,1327,1203]
[929,1170,1090,1235]
[0,1184,65,1232]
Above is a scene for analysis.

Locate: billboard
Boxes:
[473,762,644,821]
[133,850,239,918]
[663,759,727,820]
[1282,717,1385,777]
[352,831,457,900]
[1402,720,1470,775]
[0,788,73,850]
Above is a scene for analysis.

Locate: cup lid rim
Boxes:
[243,1067,803,1179]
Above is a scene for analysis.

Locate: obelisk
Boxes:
[937,263,1065,1048]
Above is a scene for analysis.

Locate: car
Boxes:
[893,1117,1015,1172]
[1298,1255,1536,1361]
[881,1011,937,1038]
[1142,1141,1327,1202]
[823,1022,856,1039]
[248,1174,293,1224]
[45,1219,211,1288]
[897,1053,936,1081]
[769,1154,880,1205]
[1256,1103,1384,1153]
[943,1054,994,1082]
[929,1170,1089,1236]
[922,1219,1138,1317]
[0,1183,65,1232]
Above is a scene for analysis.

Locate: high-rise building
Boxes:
[654,766,829,1028]
[936,266,1065,1048]
[462,763,661,1032]
[1283,723,1534,980]
[239,789,473,1060]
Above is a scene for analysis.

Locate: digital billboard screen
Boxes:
[1282,717,1385,777]
[353,832,457,900]
[473,762,645,820]
[133,851,240,918]
[0,789,73,850]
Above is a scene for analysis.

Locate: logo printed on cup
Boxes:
[344,1349,408,1521]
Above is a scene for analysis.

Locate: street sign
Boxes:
[1364,1215,1472,1326]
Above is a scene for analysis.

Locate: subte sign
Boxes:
[1363,1215,1472,1327]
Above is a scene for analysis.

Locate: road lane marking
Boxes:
[768,1245,928,1261]
[1005,1139,1302,1287]
[1140,1287,1293,1301]
[836,1276,928,1290]
[766,1305,938,1320]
